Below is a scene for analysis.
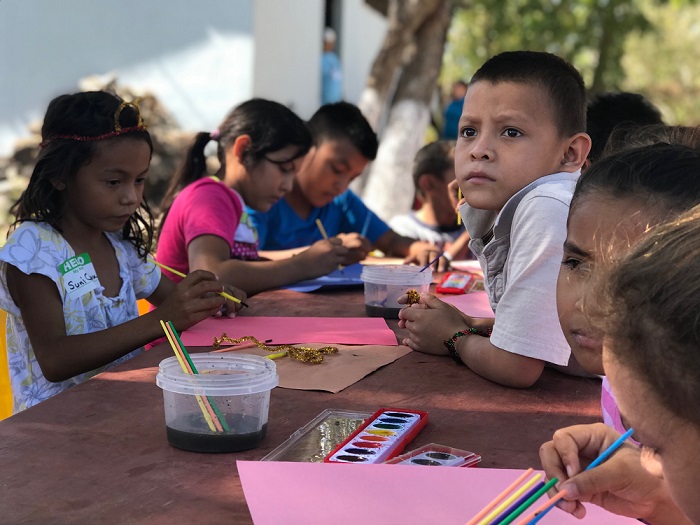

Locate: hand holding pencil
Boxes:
[539,423,674,523]
[156,269,245,331]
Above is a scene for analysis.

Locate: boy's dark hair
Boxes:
[587,91,663,162]
[10,91,154,258]
[159,98,312,229]
[571,143,700,221]
[602,124,698,158]
[597,203,700,427]
[412,140,455,192]
[307,102,378,160]
[470,51,586,138]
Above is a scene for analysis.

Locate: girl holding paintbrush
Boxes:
[156,99,348,296]
[0,92,243,413]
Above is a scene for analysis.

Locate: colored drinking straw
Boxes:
[516,490,567,525]
[491,482,545,525]
[166,321,230,432]
[151,259,248,307]
[457,188,463,225]
[477,473,542,525]
[496,477,559,525]
[160,320,217,432]
[466,468,534,525]
[419,253,443,272]
[517,427,636,525]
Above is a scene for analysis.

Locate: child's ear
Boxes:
[417,174,435,195]
[560,133,592,171]
[231,135,252,162]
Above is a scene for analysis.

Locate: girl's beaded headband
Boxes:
[39,100,147,149]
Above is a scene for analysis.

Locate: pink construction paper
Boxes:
[179,317,398,347]
[441,291,494,318]
[238,461,637,525]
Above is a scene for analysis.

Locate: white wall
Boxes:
[252,0,324,119]
[0,0,255,155]
[340,1,386,105]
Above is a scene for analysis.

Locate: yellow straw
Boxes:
[266,351,288,360]
[160,320,217,432]
[477,474,542,525]
[457,188,463,225]
[466,468,534,525]
[315,219,343,271]
[152,259,245,305]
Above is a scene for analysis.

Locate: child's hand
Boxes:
[336,232,371,264]
[299,238,349,274]
[539,424,682,523]
[397,293,468,354]
[157,270,228,331]
[216,284,247,318]
[404,241,450,272]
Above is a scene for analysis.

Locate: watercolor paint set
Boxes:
[325,408,428,464]
[384,443,481,467]
[261,409,371,462]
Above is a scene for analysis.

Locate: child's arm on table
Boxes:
[398,293,541,388]
[258,233,370,266]
[7,267,227,383]
[539,423,689,525]
[374,230,449,271]
[188,234,347,296]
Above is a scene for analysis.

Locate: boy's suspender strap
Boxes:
[493,171,580,239]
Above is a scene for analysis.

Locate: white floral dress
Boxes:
[0,222,161,413]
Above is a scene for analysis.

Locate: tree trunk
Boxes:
[358,0,444,131]
[360,0,452,221]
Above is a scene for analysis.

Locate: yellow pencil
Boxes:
[152,259,248,307]
[457,188,463,225]
[315,219,343,271]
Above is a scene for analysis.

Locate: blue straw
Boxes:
[523,427,635,525]
[360,213,371,238]
[419,252,443,272]
[586,427,635,471]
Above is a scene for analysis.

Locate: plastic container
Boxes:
[156,354,278,453]
[360,265,433,319]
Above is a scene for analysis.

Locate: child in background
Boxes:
[249,102,444,267]
[399,51,591,388]
[557,140,700,437]
[156,99,347,296]
[585,91,663,164]
[389,140,470,261]
[540,205,700,525]
[0,92,237,413]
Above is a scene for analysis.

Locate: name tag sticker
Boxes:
[58,253,100,300]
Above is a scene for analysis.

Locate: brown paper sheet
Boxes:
[216,344,412,393]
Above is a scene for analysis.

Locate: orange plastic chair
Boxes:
[0,309,13,420]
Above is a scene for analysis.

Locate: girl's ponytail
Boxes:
[158,131,218,235]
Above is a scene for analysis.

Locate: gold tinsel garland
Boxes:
[212,334,338,364]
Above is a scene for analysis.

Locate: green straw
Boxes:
[167,321,231,432]
[497,477,558,525]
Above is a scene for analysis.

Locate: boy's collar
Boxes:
[459,170,581,240]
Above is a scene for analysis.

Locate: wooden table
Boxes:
[0,286,602,524]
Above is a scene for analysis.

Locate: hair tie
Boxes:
[210,129,221,141]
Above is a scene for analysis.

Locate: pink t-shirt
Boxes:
[602,376,639,445]
[156,178,259,282]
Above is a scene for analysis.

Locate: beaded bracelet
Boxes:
[443,327,492,364]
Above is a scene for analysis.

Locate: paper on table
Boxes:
[284,263,364,292]
[232,344,411,393]
[238,461,637,525]
[180,317,399,347]
[449,259,483,276]
[441,291,494,318]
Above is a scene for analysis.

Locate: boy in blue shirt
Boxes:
[249,102,442,265]
[399,51,591,388]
